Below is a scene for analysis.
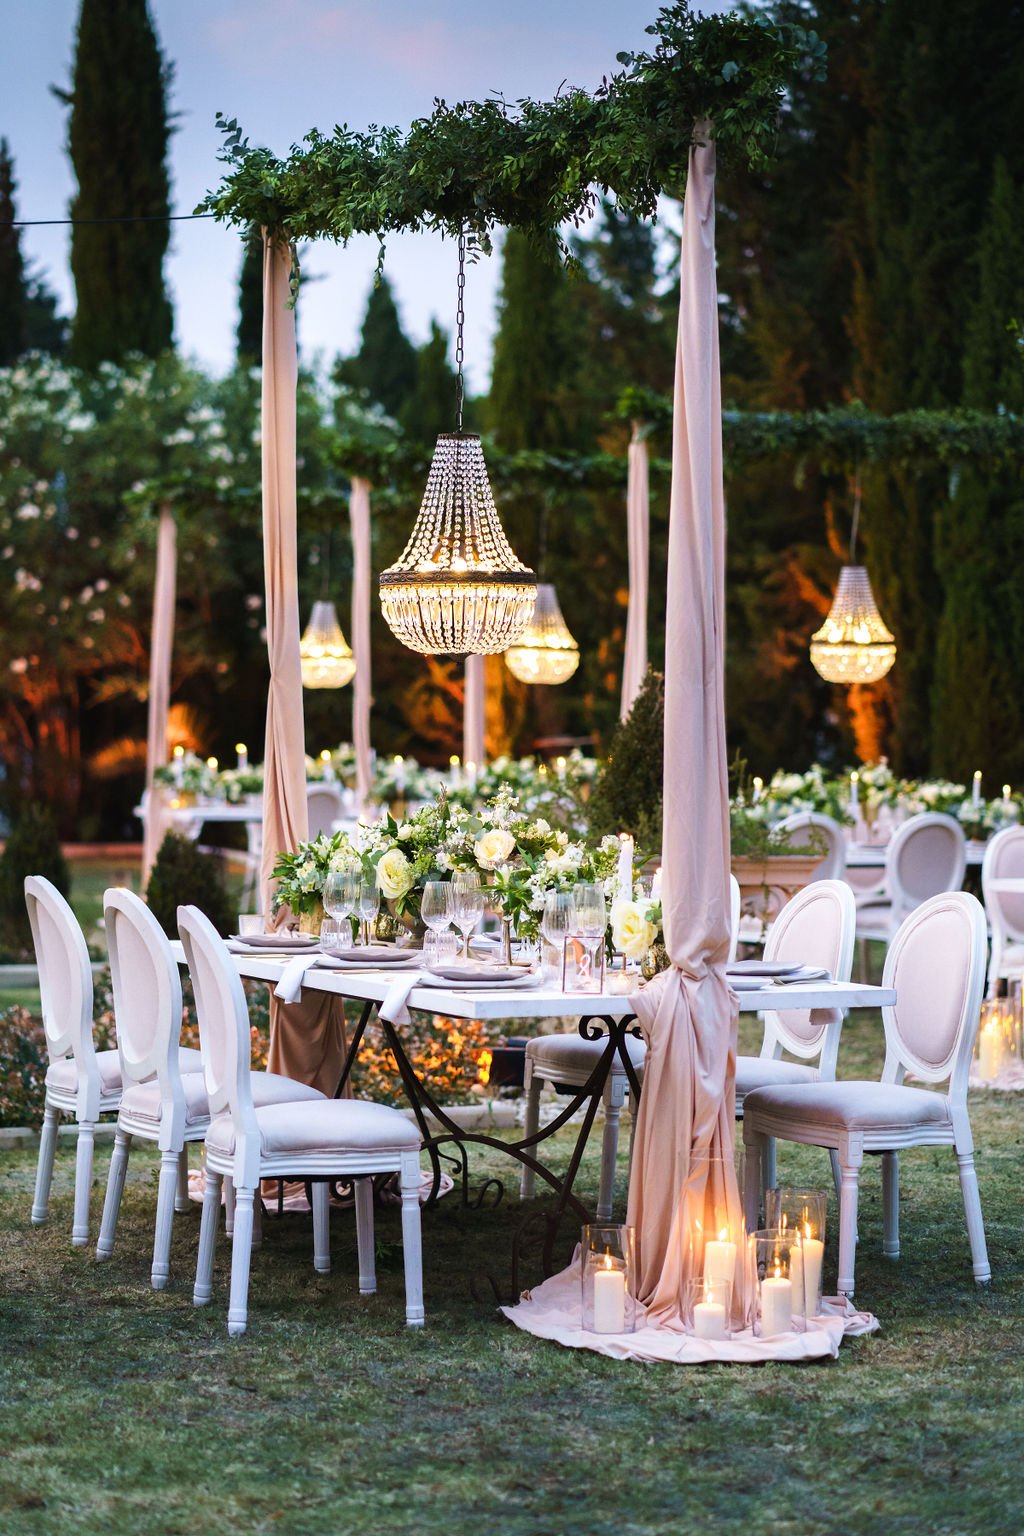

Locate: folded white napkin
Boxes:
[274,952,326,1003]
[379,969,426,1026]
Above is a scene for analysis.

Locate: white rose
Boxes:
[531,818,551,835]
[397,823,414,840]
[611,899,658,960]
[474,828,517,869]
[376,847,415,900]
[544,849,575,874]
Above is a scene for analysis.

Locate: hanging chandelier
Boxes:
[505,582,580,685]
[809,477,896,685]
[379,234,536,656]
[300,599,356,689]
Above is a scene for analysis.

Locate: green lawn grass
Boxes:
[1,1011,1022,1535]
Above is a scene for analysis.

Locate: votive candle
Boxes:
[235,743,248,772]
[973,770,982,806]
[760,1270,793,1337]
[592,1260,626,1333]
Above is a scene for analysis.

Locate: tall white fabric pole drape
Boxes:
[141,502,177,882]
[463,654,485,770]
[620,423,650,719]
[625,126,747,1327]
[350,475,373,817]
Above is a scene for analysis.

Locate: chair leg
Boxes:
[96,1128,132,1260]
[251,1184,263,1249]
[227,1186,255,1336]
[763,1135,777,1197]
[596,1075,625,1221]
[354,1178,376,1294]
[152,1147,181,1290]
[882,1151,900,1259]
[312,1181,331,1275]
[193,1170,222,1306]
[519,1066,542,1201]
[175,1146,191,1213]
[742,1123,763,1233]
[31,1103,60,1225]
[71,1119,96,1246]
[399,1153,425,1327]
[956,1149,991,1283]
[837,1150,863,1296]
[224,1174,235,1237]
[828,1149,842,1204]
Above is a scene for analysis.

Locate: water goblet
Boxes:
[358,878,380,946]
[421,880,454,965]
[323,869,357,949]
[453,870,485,962]
[541,890,579,991]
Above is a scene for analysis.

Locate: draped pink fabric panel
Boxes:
[142,504,177,882]
[626,128,745,1329]
[463,654,486,769]
[350,475,373,817]
[620,424,650,719]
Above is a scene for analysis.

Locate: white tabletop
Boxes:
[176,945,895,1022]
[845,841,984,868]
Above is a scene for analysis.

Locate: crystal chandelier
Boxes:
[300,599,356,689]
[809,478,896,685]
[505,582,580,685]
[379,234,536,656]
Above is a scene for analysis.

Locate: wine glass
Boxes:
[358,878,380,946]
[323,869,357,949]
[541,890,579,991]
[421,880,454,965]
[574,882,607,989]
[452,870,485,963]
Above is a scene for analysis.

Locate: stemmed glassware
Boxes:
[421,880,454,964]
[574,882,607,990]
[452,870,485,963]
[322,869,357,951]
[541,890,579,991]
[357,878,380,946]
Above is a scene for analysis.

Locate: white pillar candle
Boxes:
[978,1021,1003,1081]
[651,866,663,901]
[752,776,763,804]
[760,1274,793,1337]
[449,754,461,788]
[703,1233,737,1291]
[617,834,634,903]
[172,744,185,786]
[466,760,478,792]
[206,756,218,774]
[394,755,406,796]
[799,1236,824,1317]
[973,770,982,806]
[849,770,859,812]
[320,749,335,783]
[235,743,248,772]
[1003,785,1012,803]
[693,1300,727,1340]
[592,1264,626,1333]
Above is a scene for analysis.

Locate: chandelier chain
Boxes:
[455,230,466,432]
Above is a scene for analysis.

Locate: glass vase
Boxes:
[750,1227,806,1338]
[766,1188,827,1319]
[581,1224,637,1334]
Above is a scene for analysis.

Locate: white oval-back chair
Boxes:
[306,784,345,841]
[981,825,1024,997]
[855,812,967,947]
[775,812,846,883]
[26,875,120,1245]
[744,890,989,1296]
[179,903,425,1334]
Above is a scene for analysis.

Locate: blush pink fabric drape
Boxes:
[620,423,650,719]
[260,233,348,1095]
[350,475,373,818]
[625,128,747,1329]
[142,503,177,882]
[463,654,486,770]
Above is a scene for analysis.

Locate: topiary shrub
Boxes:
[588,668,664,849]
[145,832,234,938]
[0,803,70,958]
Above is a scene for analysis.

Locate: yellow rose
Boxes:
[376,847,415,900]
[610,899,657,960]
[474,828,517,870]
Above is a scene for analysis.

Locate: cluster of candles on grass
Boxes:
[975,994,1021,1082]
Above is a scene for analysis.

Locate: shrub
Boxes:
[0,803,70,958]
[0,1008,48,1128]
[588,667,664,849]
[145,832,234,938]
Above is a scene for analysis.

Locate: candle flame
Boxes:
[718,1226,728,1243]
[773,1261,783,1280]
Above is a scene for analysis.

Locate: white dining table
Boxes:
[845,840,984,869]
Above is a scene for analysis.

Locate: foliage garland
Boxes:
[199,6,826,252]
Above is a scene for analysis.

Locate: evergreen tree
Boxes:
[60,0,174,368]
[399,320,457,446]
[487,230,572,452]
[0,139,28,365]
[236,226,263,365]
[335,276,417,418]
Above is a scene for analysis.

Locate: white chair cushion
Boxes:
[744,1080,952,1134]
[46,1048,122,1096]
[527,1031,647,1079]
[206,1098,421,1160]
[735,1056,817,1099]
[121,1070,325,1129]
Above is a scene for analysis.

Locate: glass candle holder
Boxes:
[679,1151,746,1294]
[975,999,1018,1082]
[685,1276,733,1340]
[750,1228,805,1338]
[581,1224,636,1334]
[766,1188,827,1319]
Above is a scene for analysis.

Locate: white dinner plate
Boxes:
[229,934,319,952]
[727,959,804,977]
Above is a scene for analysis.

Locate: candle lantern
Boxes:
[974,999,1018,1083]
[766,1188,827,1320]
[685,1276,733,1341]
[581,1224,636,1335]
[750,1228,805,1338]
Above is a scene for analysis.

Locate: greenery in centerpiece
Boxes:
[270,830,358,917]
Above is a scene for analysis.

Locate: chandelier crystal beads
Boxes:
[810,566,896,685]
[299,599,356,688]
[504,582,579,684]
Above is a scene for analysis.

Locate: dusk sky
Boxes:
[1,1,703,386]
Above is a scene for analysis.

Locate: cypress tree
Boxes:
[60,0,174,368]
[487,230,571,452]
[399,320,457,446]
[0,139,28,365]
[236,225,263,365]
[335,276,417,418]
